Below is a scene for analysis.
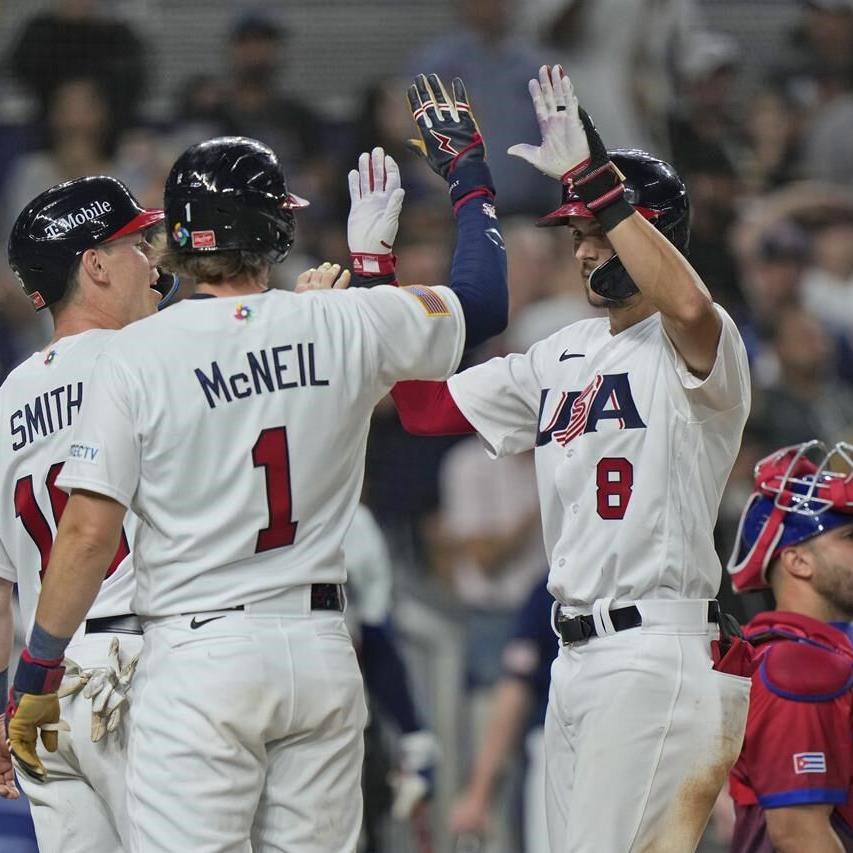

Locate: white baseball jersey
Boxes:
[344,503,393,629]
[0,331,136,625]
[57,286,465,617]
[448,305,750,611]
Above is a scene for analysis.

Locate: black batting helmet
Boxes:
[537,149,690,300]
[8,176,165,311]
[163,136,308,263]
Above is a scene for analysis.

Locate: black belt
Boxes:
[188,583,346,616]
[556,600,720,645]
[85,614,143,635]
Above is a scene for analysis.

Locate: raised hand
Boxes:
[347,146,405,277]
[507,64,590,180]
[406,74,486,181]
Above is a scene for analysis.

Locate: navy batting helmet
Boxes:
[8,176,165,311]
[537,149,690,301]
[163,136,308,263]
[728,441,853,592]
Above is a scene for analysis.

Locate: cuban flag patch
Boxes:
[402,285,450,317]
[793,752,827,774]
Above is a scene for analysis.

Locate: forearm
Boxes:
[448,166,508,349]
[606,212,711,319]
[34,493,125,643]
[771,828,843,853]
[766,806,844,853]
[465,679,532,801]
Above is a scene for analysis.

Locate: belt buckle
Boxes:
[558,613,595,646]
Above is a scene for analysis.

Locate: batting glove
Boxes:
[389,730,439,820]
[6,650,68,781]
[347,146,405,282]
[60,637,140,743]
[406,74,494,207]
[508,64,633,231]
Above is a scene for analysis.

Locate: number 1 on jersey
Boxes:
[252,426,298,553]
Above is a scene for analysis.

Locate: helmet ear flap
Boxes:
[727,494,787,592]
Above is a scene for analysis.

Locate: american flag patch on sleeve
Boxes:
[402,285,450,317]
[793,752,827,774]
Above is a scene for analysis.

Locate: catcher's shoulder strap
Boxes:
[748,628,853,702]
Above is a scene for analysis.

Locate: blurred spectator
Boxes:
[801,215,853,335]
[502,218,599,353]
[526,0,702,155]
[750,305,853,448]
[679,149,746,315]
[770,0,853,110]
[737,219,811,387]
[435,442,543,851]
[0,77,158,367]
[741,87,803,190]
[334,77,447,223]
[449,577,553,853]
[407,0,555,216]
[799,93,853,185]
[668,31,744,175]
[6,0,147,129]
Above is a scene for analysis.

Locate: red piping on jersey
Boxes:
[391,380,474,435]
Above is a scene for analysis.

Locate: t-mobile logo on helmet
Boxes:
[44,200,113,238]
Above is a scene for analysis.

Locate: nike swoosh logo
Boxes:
[190,614,227,629]
[559,351,585,361]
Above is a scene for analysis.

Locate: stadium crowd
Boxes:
[0,1,852,851]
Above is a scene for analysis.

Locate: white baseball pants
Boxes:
[19,630,143,853]
[126,595,368,853]
[544,599,750,853]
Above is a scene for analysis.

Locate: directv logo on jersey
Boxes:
[44,200,112,238]
[69,442,100,463]
[536,372,646,447]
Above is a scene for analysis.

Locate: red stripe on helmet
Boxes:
[104,209,165,242]
[536,202,659,228]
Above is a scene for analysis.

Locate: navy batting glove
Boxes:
[406,74,495,206]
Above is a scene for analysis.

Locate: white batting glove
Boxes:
[347,146,405,276]
[388,730,439,820]
[507,64,590,180]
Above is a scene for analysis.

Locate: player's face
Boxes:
[566,217,617,309]
[99,229,161,323]
[809,521,853,619]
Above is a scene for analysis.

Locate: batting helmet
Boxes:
[8,176,165,312]
[728,440,853,592]
[537,149,690,301]
[163,136,308,263]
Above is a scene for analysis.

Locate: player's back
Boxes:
[0,331,135,625]
[63,287,464,616]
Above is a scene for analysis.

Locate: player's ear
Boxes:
[79,246,110,285]
[778,544,814,583]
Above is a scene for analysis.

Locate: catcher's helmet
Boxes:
[163,136,308,263]
[537,149,690,300]
[728,441,853,592]
[8,176,165,312]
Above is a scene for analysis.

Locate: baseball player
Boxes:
[450,576,554,853]
[0,176,174,852]
[392,65,754,851]
[7,81,506,853]
[343,503,438,845]
[727,440,853,852]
